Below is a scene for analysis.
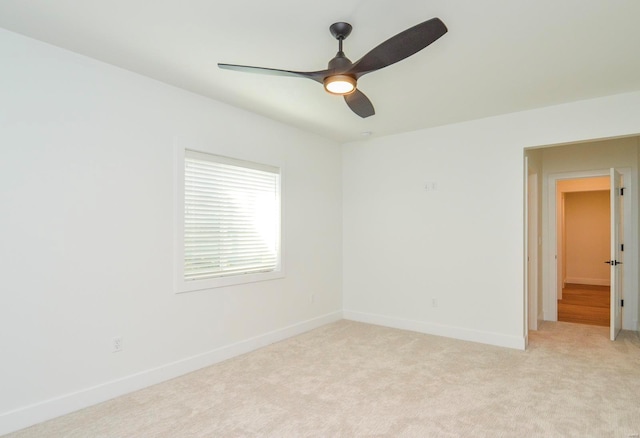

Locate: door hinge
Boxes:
[621,299,624,307]
[620,187,625,196]
[621,244,624,252]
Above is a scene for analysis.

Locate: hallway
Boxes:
[558,283,610,327]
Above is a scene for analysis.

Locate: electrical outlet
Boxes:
[310,294,316,303]
[432,298,438,308]
[112,336,123,353]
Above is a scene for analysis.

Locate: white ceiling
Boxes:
[1,0,640,143]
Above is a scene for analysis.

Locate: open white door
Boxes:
[609,168,623,340]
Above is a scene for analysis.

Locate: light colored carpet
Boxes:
[6,320,640,437]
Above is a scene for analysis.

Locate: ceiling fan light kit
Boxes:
[219,17,447,118]
[324,74,356,95]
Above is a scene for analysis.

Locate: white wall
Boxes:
[342,91,640,349]
[564,190,610,285]
[0,29,342,434]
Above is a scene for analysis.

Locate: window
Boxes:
[176,148,282,292]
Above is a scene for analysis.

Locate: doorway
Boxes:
[524,136,639,342]
[544,168,630,339]
[557,179,610,327]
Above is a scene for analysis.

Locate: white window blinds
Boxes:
[184,150,281,281]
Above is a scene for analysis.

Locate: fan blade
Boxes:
[347,18,447,77]
[218,63,328,83]
[344,89,375,118]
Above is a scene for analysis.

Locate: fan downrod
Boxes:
[329,22,352,40]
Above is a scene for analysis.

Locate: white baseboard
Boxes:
[564,277,610,286]
[0,311,342,436]
[343,310,525,350]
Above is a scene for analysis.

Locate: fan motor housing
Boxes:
[328,53,353,72]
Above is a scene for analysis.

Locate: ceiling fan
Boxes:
[218,18,448,118]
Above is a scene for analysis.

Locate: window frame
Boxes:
[174,142,285,293]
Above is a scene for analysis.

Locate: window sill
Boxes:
[175,270,285,293]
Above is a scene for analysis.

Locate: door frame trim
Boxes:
[527,168,539,332]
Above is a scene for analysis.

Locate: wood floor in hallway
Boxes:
[558,283,610,327]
